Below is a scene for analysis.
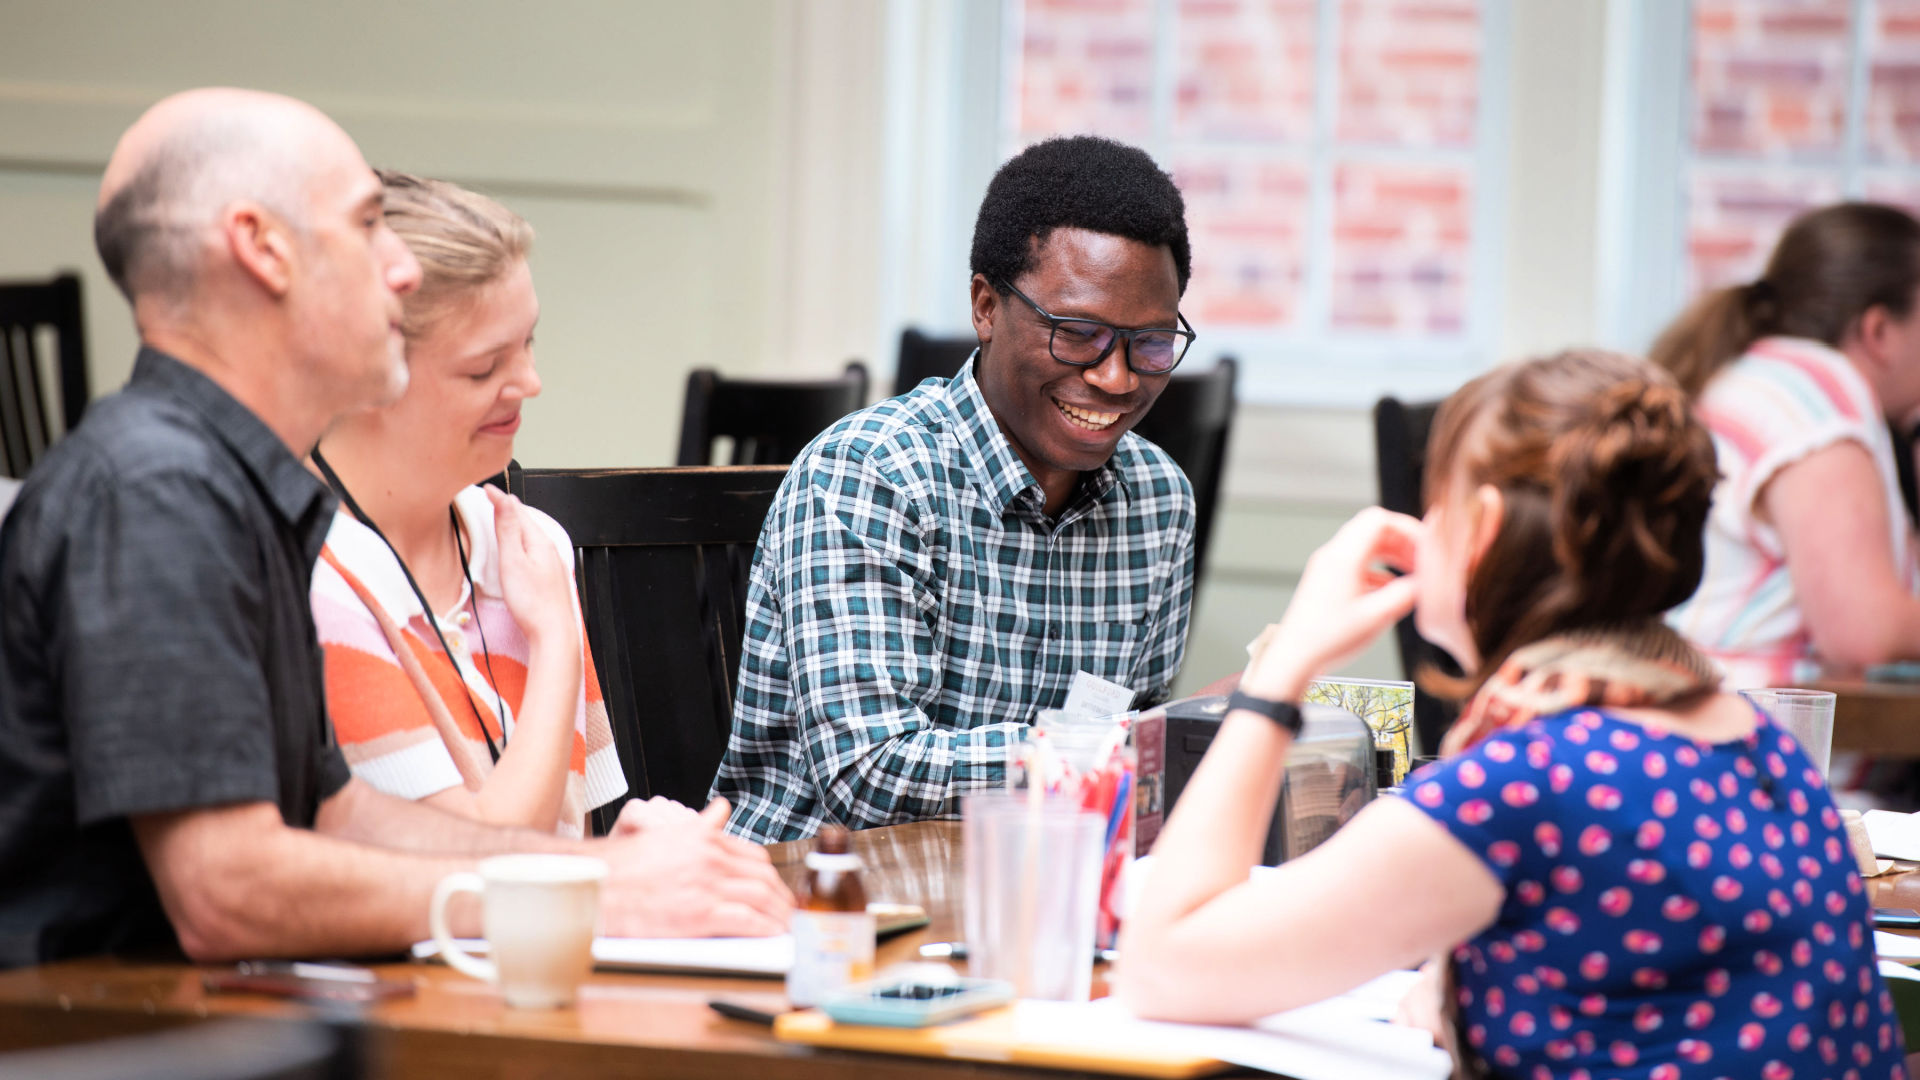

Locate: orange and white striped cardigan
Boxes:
[310,485,625,836]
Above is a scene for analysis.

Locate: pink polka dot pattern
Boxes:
[1402,707,1904,1079]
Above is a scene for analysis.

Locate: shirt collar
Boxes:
[131,346,334,530]
[943,353,1129,519]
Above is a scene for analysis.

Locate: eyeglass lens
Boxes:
[1051,320,1184,373]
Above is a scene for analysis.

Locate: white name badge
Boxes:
[1063,671,1137,718]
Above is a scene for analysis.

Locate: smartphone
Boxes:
[1875,908,1920,928]
[820,974,1013,1028]
[202,961,415,1004]
[1866,662,1920,684]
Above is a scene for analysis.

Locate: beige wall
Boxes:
[0,0,809,468]
[2,0,1617,704]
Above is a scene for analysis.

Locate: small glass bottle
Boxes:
[786,825,875,1008]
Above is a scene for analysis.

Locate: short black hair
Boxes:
[970,136,1190,296]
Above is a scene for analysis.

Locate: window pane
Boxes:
[1337,0,1482,148]
[1868,0,1920,161]
[1864,173,1920,214]
[1685,169,1840,294]
[1174,154,1311,329]
[1012,0,1156,141]
[1330,162,1472,333]
[1173,0,1318,142]
[1691,0,1851,157]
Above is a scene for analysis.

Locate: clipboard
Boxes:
[774,1004,1230,1078]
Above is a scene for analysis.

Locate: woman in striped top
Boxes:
[308,172,628,836]
[1653,203,1920,689]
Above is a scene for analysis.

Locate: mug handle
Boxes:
[430,871,497,984]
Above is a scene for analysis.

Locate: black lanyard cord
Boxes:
[312,450,507,764]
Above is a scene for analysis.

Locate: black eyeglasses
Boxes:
[996,279,1196,375]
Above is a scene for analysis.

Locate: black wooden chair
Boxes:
[1134,356,1237,588]
[1373,396,1459,755]
[892,327,978,397]
[0,273,90,479]
[675,362,868,466]
[501,463,787,828]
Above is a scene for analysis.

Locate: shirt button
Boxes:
[1048,623,1061,639]
[447,631,466,652]
[456,611,471,626]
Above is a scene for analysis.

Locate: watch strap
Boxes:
[1227,689,1304,735]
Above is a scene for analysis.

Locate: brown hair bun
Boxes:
[1426,349,1720,696]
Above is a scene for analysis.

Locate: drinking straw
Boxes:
[1104,771,1132,850]
[1016,736,1048,996]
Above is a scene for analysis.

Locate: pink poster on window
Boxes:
[1330,161,1473,334]
[1869,0,1920,162]
[1692,0,1851,156]
[1173,0,1318,142]
[1013,0,1156,141]
[1685,168,1840,295]
[1174,153,1312,330]
[1337,0,1481,148]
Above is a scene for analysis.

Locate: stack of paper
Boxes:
[1861,810,1920,861]
[413,934,794,977]
[1876,931,1920,964]
[1015,972,1449,1080]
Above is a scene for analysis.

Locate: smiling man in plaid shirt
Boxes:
[712,137,1199,843]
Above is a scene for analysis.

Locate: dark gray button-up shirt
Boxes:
[0,347,349,967]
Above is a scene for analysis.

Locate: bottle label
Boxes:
[786,910,876,1008]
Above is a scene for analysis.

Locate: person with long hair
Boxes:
[1122,350,1904,1078]
[307,171,630,836]
[1652,202,1920,687]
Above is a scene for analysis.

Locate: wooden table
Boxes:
[0,821,1138,1080]
[1817,675,1920,756]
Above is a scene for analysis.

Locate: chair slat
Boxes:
[0,273,91,478]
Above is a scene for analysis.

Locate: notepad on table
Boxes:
[412,902,927,979]
[413,934,795,977]
[774,971,1450,1080]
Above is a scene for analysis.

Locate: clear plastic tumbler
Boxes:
[962,791,1104,1001]
[1739,688,1837,778]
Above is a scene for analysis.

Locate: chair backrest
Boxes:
[892,328,976,397]
[502,464,787,822]
[675,362,868,466]
[0,272,90,479]
[1133,356,1237,587]
[1372,396,1458,754]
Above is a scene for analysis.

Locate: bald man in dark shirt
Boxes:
[0,89,789,968]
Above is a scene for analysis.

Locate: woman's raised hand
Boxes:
[1242,507,1423,701]
[485,487,579,654]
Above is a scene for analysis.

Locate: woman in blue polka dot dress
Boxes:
[1123,349,1904,1080]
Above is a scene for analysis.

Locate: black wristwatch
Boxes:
[1227,688,1304,735]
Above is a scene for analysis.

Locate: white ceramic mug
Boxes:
[430,853,607,1008]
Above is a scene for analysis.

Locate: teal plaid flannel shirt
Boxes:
[711,357,1196,843]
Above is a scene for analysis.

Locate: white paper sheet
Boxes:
[1014,974,1450,1080]
[412,934,793,977]
[1874,930,1920,962]
[1862,810,1920,861]
[1881,959,1920,983]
